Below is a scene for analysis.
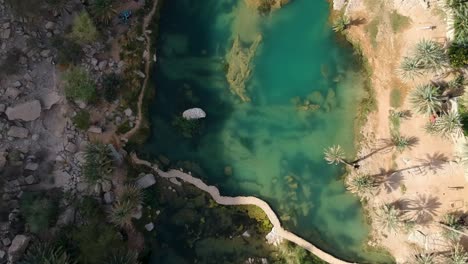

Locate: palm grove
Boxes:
[327,0,468,263]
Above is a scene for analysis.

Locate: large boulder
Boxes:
[7,126,29,138]
[8,235,30,262]
[5,100,41,121]
[135,174,156,189]
[182,108,206,120]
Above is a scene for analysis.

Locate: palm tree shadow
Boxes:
[416,152,449,174]
[381,172,404,193]
[397,194,442,224]
[350,17,366,26]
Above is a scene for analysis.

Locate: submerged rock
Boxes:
[182,108,206,120]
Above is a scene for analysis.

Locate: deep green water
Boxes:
[145,0,392,263]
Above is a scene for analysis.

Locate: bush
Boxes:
[63,67,96,102]
[20,192,59,233]
[102,73,122,102]
[21,242,75,264]
[72,110,91,130]
[52,37,84,65]
[71,11,98,44]
[448,43,468,68]
[90,0,116,26]
[172,116,200,138]
[83,143,114,184]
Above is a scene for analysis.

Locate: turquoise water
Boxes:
[145,0,392,263]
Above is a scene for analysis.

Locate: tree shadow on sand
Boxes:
[395,194,442,224]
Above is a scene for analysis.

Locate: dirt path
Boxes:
[121,0,159,141]
[131,153,354,264]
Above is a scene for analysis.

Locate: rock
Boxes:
[0,250,4,259]
[31,134,39,141]
[12,81,21,88]
[242,231,251,238]
[333,0,347,10]
[98,60,107,70]
[94,183,102,194]
[1,28,10,39]
[8,235,30,262]
[124,108,133,117]
[75,100,87,109]
[24,175,36,185]
[5,100,42,121]
[76,182,89,192]
[144,222,154,231]
[0,104,5,113]
[132,205,142,219]
[25,162,38,171]
[91,58,98,66]
[101,180,112,192]
[4,87,20,99]
[45,21,55,30]
[134,70,146,78]
[103,192,114,204]
[74,152,86,165]
[88,126,102,134]
[135,174,156,189]
[0,152,6,170]
[56,208,75,226]
[41,92,61,110]
[65,142,77,153]
[182,108,206,120]
[2,237,11,246]
[40,49,51,57]
[7,126,29,138]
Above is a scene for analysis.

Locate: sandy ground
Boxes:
[343,0,468,262]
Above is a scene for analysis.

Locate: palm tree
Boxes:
[83,143,114,184]
[441,213,463,242]
[90,0,116,25]
[21,243,75,264]
[324,145,359,168]
[399,56,424,80]
[119,184,143,209]
[333,15,351,33]
[106,250,140,264]
[391,134,416,152]
[45,0,72,16]
[449,244,468,264]
[374,204,401,233]
[346,174,378,198]
[434,112,463,138]
[414,251,437,264]
[409,84,442,115]
[414,39,447,71]
[109,201,134,228]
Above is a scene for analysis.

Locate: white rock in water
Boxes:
[182,108,206,120]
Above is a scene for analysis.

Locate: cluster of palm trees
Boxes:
[399,39,448,80]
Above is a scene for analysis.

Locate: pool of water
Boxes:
[144,0,393,262]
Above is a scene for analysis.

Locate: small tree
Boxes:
[83,143,114,184]
[20,192,59,234]
[109,201,134,228]
[414,39,447,72]
[434,112,463,139]
[119,184,143,209]
[91,0,116,25]
[399,56,424,80]
[441,213,463,242]
[449,244,468,264]
[448,43,468,68]
[413,251,437,264]
[63,67,96,102]
[391,134,416,152]
[346,174,377,198]
[375,204,401,233]
[71,11,98,44]
[323,145,358,168]
[333,15,351,33]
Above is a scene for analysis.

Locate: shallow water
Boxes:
[145,0,393,262]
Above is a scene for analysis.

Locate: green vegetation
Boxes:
[63,67,96,102]
[90,0,116,25]
[172,116,201,138]
[367,18,379,47]
[52,37,84,65]
[409,84,441,115]
[450,244,468,264]
[390,88,403,108]
[413,252,437,264]
[441,213,463,241]
[333,14,351,33]
[110,184,143,228]
[448,43,468,68]
[257,0,276,15]
[21,243,75,264]
[389,10,411,33]
[71,11,98,44]
[102,73,122,102]
[45,0,72,16]
[323,145,357,168]
[433,112,463,138]
[20,191,59,234]
[447,0,468,43]
[106,251,140,264]
[83,143,114,184]
[346,174,378,198]
[72,110,91,130]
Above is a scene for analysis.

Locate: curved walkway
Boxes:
[121,0,159,141]
[131,153,354,264]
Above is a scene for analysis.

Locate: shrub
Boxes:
[20,192,59,233]
[333,15,351,33]
[448,43,468,68]
[102,73,122,102]
[21,242,75,264]
[106,251,140,264]
[90,0,116,25]
[83,143,114,184]
[109,201,134,228]
[63,67,96,102]
[72,110,91,130]
[52,37,84,65]
[71,11,98,44]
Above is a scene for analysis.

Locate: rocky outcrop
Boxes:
[182,108,206,120]
[7,126,29,138]
[135,173,156,189]
[7,235,30,262]
[5,100,41,121]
